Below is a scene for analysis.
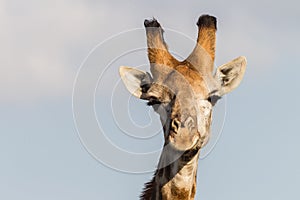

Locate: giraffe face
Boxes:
[119,15,246,152]
[120,62,230,151]
[120,56,246,151]
[144,67,215,151]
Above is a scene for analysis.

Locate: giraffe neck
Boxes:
[141,146,200,200]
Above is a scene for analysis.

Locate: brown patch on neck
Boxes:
[169,186,190,200]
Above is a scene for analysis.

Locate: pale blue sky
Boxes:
[1,0,300,199]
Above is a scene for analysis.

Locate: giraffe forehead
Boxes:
[162,65,211,97]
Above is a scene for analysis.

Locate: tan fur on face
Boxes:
[174,65,209,96]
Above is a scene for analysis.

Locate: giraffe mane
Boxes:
[140,173,156,200]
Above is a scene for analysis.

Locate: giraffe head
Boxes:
[119,15,246,154]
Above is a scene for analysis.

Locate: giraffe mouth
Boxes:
[167,130,201,152]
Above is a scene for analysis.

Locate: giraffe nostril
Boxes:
[184,117,195,131]
[171,118,180,133]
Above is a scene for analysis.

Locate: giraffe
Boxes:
[119,15,246,200]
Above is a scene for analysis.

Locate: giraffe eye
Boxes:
[147,97,161,106]
[207,95,221,106]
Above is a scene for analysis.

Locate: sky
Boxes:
[1,0,300,199]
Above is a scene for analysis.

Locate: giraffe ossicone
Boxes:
[119,14,246,200]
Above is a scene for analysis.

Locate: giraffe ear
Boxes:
[214,56,247,95]
[119,66,153,98]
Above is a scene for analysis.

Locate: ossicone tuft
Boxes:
[197,15,217,30]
